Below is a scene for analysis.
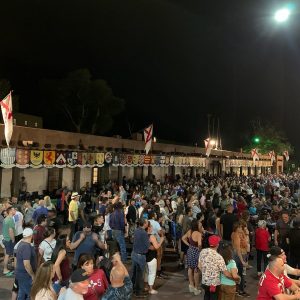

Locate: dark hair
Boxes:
[37,214,47,225]
[77,253,94,269]
[185,207,191,214]
[43,227,55,238]
[148,211,155,220]
[137,218,148,227]
[219,244,233,264]
[232,222,240,232]
[51,234,68,262]
[191,219,199,232]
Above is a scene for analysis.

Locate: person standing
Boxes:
[15,228,37,300]
[23,201,34,227]
[286,217,300,269]
[12,208,24,243]
[2,207,16,276]
[256,220,271,276]
[69,192,80,239]
[131,218,150,298]
[109,201,127,262]
[198,235,229,300]
[274,211,290,260]
[32,199,48,224]
[220,204,238,243]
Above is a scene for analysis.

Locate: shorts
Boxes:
[12,279,19,293]
[3,240,14,256]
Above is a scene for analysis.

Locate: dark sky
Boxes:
[1,0,300,156]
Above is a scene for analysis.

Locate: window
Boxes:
[92,167,98,184]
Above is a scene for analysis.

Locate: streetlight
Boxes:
[274,8,291,23]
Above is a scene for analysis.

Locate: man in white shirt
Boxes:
[12,208,24,242]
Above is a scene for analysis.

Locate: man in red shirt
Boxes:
[257,256,300,300]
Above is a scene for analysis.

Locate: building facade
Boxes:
[0,125,283,197]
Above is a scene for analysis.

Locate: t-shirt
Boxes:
[13,211,24,236]
[220,213,238,241]
[221,260,237,286]
[33,225,46,250]
[84,269,109,300]
[58,288,84,300]
[199,248,226,286]
[39,239,57,261]
[255,228,270,251]
[275,220,290,244]
[15,241,37,279]
[69,200,78,222]
[257,269,292,300]
[149,219,161,242]
[102,276,133,300]
[72,232,98,265]
[2,216,16,241]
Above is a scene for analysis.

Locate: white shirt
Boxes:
[13,211,24,236]
[39,239,56,261]
[58,288,83,300]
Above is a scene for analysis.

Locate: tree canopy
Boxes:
[40,69,125,135]
[243,119,293,156]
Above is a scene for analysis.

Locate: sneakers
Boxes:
[238,291,250,298]
[194,288,202,295]
[189,285,194,293]
[149,289,158,295]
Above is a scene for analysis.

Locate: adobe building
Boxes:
[0,124,283,197]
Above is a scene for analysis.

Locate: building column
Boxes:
[74,167,81,192]
[118,166,123,185]
[11,167,20,197]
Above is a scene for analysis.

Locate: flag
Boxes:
[283,150,289,161]
[268,150,275,165]
[251,148,259,162]
[144,124,153,155]
[204,138,213,157]
[0,91,13,147]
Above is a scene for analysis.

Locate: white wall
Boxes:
[79,168,92,188]
[1,168,12,197]
[24,168,48,194]
[123,167,134,180]
[63,168,74,190]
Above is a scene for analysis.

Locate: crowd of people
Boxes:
[1,172,300,299]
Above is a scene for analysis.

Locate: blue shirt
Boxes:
[220,260,237,286]
[133,227,150,254]
[15,241,37,279]
[32,206,48,223]
[72,232,98,265]
[109,209,125,231]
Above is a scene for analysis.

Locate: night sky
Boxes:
[1,1,300,157]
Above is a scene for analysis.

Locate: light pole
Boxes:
[274,8,291,23]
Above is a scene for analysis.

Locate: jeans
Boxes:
[233,254,244,293]
[112,229,127,262]
[202,284,219,300]
[17,276,32,300]
[256,250,268,273]
[131,251,146,295]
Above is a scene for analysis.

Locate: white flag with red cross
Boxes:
[0,92,13,147]
[283,150,289,161]
[204,138,213,157]
[144,124,153,155]
[268,150,275,165]
[251,148,259,162]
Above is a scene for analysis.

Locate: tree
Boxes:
[0,79,20,112]
[40,69,125,135]
[243,119,293,156]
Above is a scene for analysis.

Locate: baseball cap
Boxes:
[23,228,34,237]
[70,269,89,283]
[71,192,79,199]
[269,246,284,256]
[208,235,221,247]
